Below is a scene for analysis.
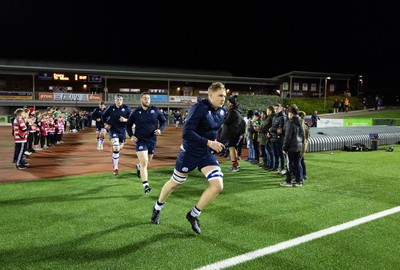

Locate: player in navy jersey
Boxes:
[151,82,226,234]
[91,101,107,150]
[173,110,183,128]
[101,95,132,176]
[126,92,167,194]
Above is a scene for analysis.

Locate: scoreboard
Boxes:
[38,72,102,83]
[88,74,102,83]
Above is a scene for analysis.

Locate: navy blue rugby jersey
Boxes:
[182,98,226,156]
[126,105,167,142]
[91,107,105,120]
[101,104,131,131]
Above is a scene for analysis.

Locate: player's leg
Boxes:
[96,128,101,150]
[99,128,106,150]
[151,149,191,224]
[183,165,223,234]
[136,149,151,194]
[111,137,121,176]
[197,165,224,209]
[151,169,187,224]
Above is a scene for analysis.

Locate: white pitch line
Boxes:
[196,206,400,270]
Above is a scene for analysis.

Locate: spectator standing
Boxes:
[13,108,29,169]
[298,111,310,181]
[333,99,340,113]
[269,104,287,174]
[39,115,48,149]
[344,98,350,112]
[220,95,243,172]
[26,112,35,154]
[376,97,383,111]
[47,116,56,146]
[362,97,367,110]
[33,111,41,151]
[280,105,304,187]
[236,116,246,161]
[257,110,269,169]
[56,114,65,144]
[249,112,261,164]
[244,110,255,162]
[264,106,276,170]
[311,111,320,127]
[339,99,345,112]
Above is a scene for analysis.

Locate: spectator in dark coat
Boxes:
[269,104,287,173]
[264,106,276,170]
[333,99,340,113]
[311,111,320,127]
[280,104,305,187]
[220,95,243,172]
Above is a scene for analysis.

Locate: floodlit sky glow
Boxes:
[1,2,398,95]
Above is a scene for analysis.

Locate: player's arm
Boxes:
[126,110,135,138]
[156,109,167,133]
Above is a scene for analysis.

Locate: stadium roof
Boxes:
[272,70,356,81]
[0,58,280,85]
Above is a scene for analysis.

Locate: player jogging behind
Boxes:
[101,95,131,176]
[126,92,167,194]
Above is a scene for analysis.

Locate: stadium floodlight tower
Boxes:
[324,76,331,110]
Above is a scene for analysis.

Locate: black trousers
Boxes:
[34,131,40,146]
[237,137,244,158]
[253,140,260,162]
[27,132,34,151]
[286,151,302,182]
[14,142,26,166]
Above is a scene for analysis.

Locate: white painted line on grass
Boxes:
[196,206,400,270]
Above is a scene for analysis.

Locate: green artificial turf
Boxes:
[1,146,400,269]
[341,109,400,119]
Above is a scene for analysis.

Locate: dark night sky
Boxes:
[1,1,399,95]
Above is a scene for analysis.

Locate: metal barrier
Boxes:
[307,126,400,152]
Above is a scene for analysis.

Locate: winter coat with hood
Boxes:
[220,96,243,145]
[282,114,304,153]
[269,110,287,143]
